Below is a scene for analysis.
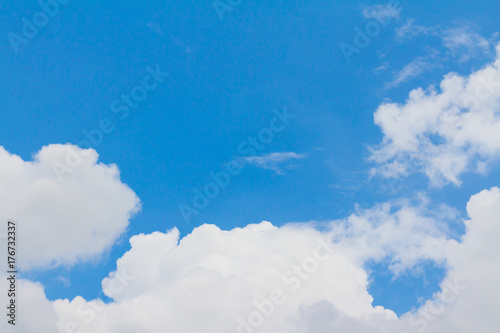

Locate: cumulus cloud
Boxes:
[396,187,500,333]
[2,145,498,332]
[371,43,500,185]
[241,152,307,175]
[0,279,59,332]
[52,219,399,333]
[2,186,499,332]
[49,222,387,333]
[328,199,455,274]
[0,144,140,270]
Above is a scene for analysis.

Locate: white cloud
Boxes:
[371,43,500,185]
[395,20,490,55]
[2,186,500,332]
[362,2,402,21]
[396,19,438,41]
[241,152,307,175]
[53,221,397,333]
[328,199,455,274]
[385,58,434,88]
[398,187,500,333]
[442,25,491,62]
[1,145,498,332]
[0,144,140,270]
[0,279,59,332]
[389,22,493,87]
[146,22,163,35]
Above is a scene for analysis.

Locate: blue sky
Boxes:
[2,1,500,332]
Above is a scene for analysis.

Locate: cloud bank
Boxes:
[2,186,498,332]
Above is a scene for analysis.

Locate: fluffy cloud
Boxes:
[25,187,491,333]
[0,144,140,270]
[371,43,500,185]
[328,199,455,274]
[397,187,500,333]
[0,279,59,333]
[2,145,499,332]
[53,221,397,333]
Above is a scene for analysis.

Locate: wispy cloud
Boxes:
[442,25,491,62]
[362,3,402,21]
[374,61,390,73]
[385,58,433,88]
[55,276,71,287]
[146,22,163,35]
[241,152,307,175]
[387,21,493,87]
[396,19,438,41]
[396,20,492,61]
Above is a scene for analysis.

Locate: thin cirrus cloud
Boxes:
[395,18,439,41]
[385,21,493,88]
[361,2,402,21]
[396,19,492,57]
[371,43,500,186]
[2,186,500,332]
[384,57,434,88]
[441,25,492,62]
[240,152,307,175]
